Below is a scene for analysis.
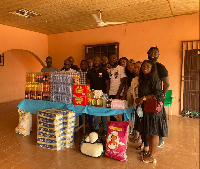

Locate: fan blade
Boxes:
[92,14,101,23]
[105,22,126,25]
[97,22,108,27]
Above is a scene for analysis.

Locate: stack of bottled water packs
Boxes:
[49,72,80,104]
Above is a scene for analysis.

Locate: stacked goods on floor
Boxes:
[37,109,76,150]
[25,72,50,100]
[181,110,200,118]
[15,109,32,136]
[73,85,90,105]
[49,72,80,105]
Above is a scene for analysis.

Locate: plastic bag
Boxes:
[137,106,143,118]
[15,109,32,136]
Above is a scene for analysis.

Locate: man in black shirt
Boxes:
[61,56,80,71]
[147,47,170,94]
[87,56,110,136]
[68,56,80,71]
[148,46,170,148]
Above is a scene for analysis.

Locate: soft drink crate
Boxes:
[73,95,87,105]
[73,85,90,95]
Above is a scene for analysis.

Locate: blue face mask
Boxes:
[137,106,143,118]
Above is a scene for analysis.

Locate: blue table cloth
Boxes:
[17,99,133,120]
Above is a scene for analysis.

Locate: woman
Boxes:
[121,61,135,100]
[118,57,128,67]
[128,61,142,140]
[136,60,168,163]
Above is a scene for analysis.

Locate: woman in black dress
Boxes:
[136,60,168,163]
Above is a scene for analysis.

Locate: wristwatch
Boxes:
[143,96,147,101]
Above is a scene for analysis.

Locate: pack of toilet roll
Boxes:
[37,108,76,150]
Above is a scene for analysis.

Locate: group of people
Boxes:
[41,46,170,163]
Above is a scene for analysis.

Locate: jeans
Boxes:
[94,116,107,131]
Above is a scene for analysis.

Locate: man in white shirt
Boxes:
[108,55,126,99]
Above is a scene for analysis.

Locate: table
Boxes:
[17,99,134,133]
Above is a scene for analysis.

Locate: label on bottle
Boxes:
[92,98,96,106]
[96,98,103,107]
[87,98,92,106]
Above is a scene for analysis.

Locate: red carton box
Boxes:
[73,85,90,96]
[73,95,87,105]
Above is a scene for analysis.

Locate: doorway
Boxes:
[181,41,200,116]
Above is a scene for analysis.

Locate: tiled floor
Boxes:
[0,100,199,169]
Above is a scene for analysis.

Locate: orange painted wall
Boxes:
[0,50,43,102]
[0,24,48,102]
[48,13,199,115]
[0,24,48,63]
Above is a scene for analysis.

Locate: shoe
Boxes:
[102,130,107,136]
[157,140,164,148]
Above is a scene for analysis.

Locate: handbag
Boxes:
[144,96,163,113]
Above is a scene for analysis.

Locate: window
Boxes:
[85,42,119,60]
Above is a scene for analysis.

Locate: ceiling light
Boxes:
[10,8,40,18]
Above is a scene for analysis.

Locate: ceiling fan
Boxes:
[92,10,126,27]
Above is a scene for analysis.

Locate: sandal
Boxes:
[140,150,149,156]
[136,144,144,150]
[131,136,141,143]
[142,155,157,164]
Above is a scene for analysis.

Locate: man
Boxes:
[61,56,80,71]
[78,60,88,127]
[79,60,88,85]
[87,59,93,70]
[101,56,109,70]
[87,56,110,136]
[147,46,170,148]
[41,56,58,72]
[108,55,126,99]
[147,47,170,94]
[68,56,80,71]
[61,59,75,72]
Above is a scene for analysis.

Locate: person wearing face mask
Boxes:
[147,47,170,148]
